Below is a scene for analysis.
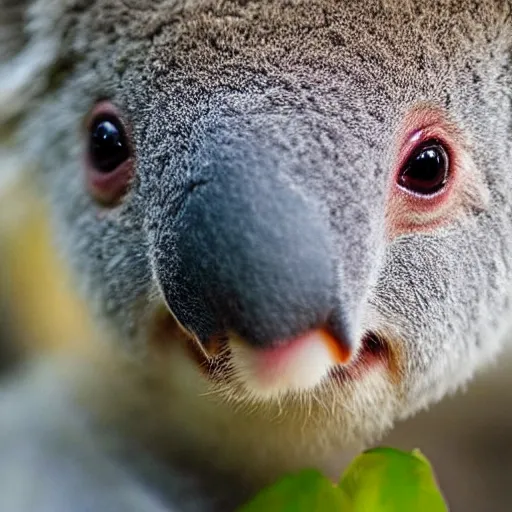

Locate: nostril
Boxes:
[186,179,209,194]
[326,308,355,358]
[360,332,389,361]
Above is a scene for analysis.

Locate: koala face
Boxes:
[7,0,512,477]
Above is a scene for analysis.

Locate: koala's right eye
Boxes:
[90,117,130,172]
[85,102,134,206]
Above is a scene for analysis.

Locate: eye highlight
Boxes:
[85,102,134,206]
[397,140,449,196]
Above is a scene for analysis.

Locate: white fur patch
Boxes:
[229,332,345,399]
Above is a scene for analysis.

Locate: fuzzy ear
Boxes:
[0,1,30,62]
[0,0,66,124]
[0,0,67,196]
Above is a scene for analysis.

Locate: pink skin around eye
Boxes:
[86,158,134,206]
[84,101,134,206]
[386,107,463,238]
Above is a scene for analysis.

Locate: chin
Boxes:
[144,308,403,478]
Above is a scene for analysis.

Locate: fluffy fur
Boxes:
[0,1,511,510]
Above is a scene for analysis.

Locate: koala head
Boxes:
[2,0,512,481]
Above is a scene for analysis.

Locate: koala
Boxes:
[0,0,511,510]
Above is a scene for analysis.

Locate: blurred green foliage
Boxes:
[239,447,448,511]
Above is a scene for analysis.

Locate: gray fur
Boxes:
[0,0,512,510]
[157,134,337,346]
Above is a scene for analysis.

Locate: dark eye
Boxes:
[398,140,449,195]
[89,115,130,173]
[85,102,134,206]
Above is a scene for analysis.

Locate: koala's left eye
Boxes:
[397,140,449,196]
[85,102,134,206]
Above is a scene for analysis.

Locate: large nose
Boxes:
[154,145,343,349]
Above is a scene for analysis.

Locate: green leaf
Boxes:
[238,469,345,512]
[338,447,448,512]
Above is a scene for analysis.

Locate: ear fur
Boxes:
[0,0,66,125]
[0,0,67,194]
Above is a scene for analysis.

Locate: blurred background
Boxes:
[1,154,512,511]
